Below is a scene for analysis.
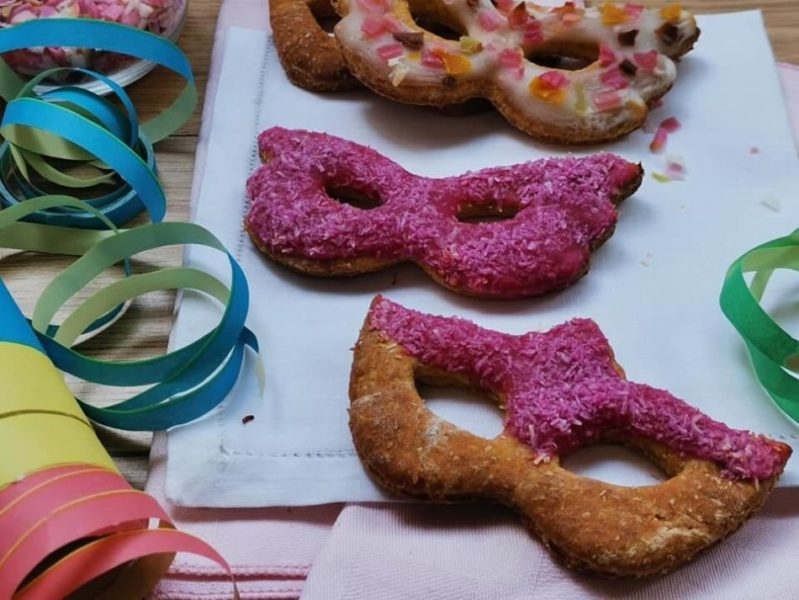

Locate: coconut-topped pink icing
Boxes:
[367,296,791,480]
[246,127,641,299]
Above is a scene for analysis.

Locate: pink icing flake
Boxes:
[598,44,616,67]
[650,126,669,152]
[367,296,790,480]
[377,42,404,61]
[660,116,682,133]
[421,48,445,69]
[362,15,389,38]
[247,127,641,299]
[538,70,569,89]
[600,67,629,90]
[498,48,523,77]
[560,11,582,25]
[477,8,504,31]
[594,90,623,112]
[624,3,644,19]
[355,0,390,13]
[633,50,659,72]
[664,158,686,180]
[523,21,543,44]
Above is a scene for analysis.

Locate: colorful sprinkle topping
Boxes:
[649,126,668,152]
[633,50,658,72]
[499,48,523,69]
[624,3,645,19]
[459,36,483,54]
[650,116,681,152]
[355,0,390,14]
[551,2,584,25]
[477,8,504,31]
[660,3,683,22]
[523,20,544,44]
[593,90,623,112]
[440,51,472,76]
[421,47,446,69]
[600,67,629,90]
[529,71,570,103]
[361,15,399,38]
[377,42,404,61]
[601,2,629,26]
[660,116,682,133]
[599,43,616,67]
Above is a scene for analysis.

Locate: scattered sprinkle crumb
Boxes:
[652,172,671,183]
[759,196,781,212]
[664,154,686,181]
[640,252,653,267]
[242,414,255,425]
[750,146,760,154]
[649,116,681,153]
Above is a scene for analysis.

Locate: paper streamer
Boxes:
[0,17,252,598]
[0,18,196,227]
[0,19,260,432]
[721,230,799,424]
[0,287,239,599]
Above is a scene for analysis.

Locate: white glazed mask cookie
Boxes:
[332,0,699,143]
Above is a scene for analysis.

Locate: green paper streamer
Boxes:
[720,230,799,423]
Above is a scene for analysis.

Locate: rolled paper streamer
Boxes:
[720,230,799,423]
[0,195,262,431]
[0,279,239,599]
[0,19,197,227]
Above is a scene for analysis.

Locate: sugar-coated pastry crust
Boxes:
[332,0,700,144]
[246,127,643,299]
[270,0,359,91]
[349,297,792,578]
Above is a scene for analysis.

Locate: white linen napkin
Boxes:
[166,11,799,508]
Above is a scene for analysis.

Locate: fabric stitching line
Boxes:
[234,33,271,263]
[216,33,271,459]
[228,449,357,457]
[168,564,312,575]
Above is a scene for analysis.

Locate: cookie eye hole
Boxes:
[416,379,505,440]
[308,0,340,35]
[457,201,521,224]
[561,445,667,487]
[409,4,466,41]
[526,40,600,71]
[325,185,382,210]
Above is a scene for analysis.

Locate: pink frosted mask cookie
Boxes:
[349,296,791,577]
[331,0,699,144]
[246,127,642,299]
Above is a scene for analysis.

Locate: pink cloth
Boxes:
[148,434,341,599]
[300,493,799,600]
[149,0,799,593]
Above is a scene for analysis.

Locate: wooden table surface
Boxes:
[4,0,796,490]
